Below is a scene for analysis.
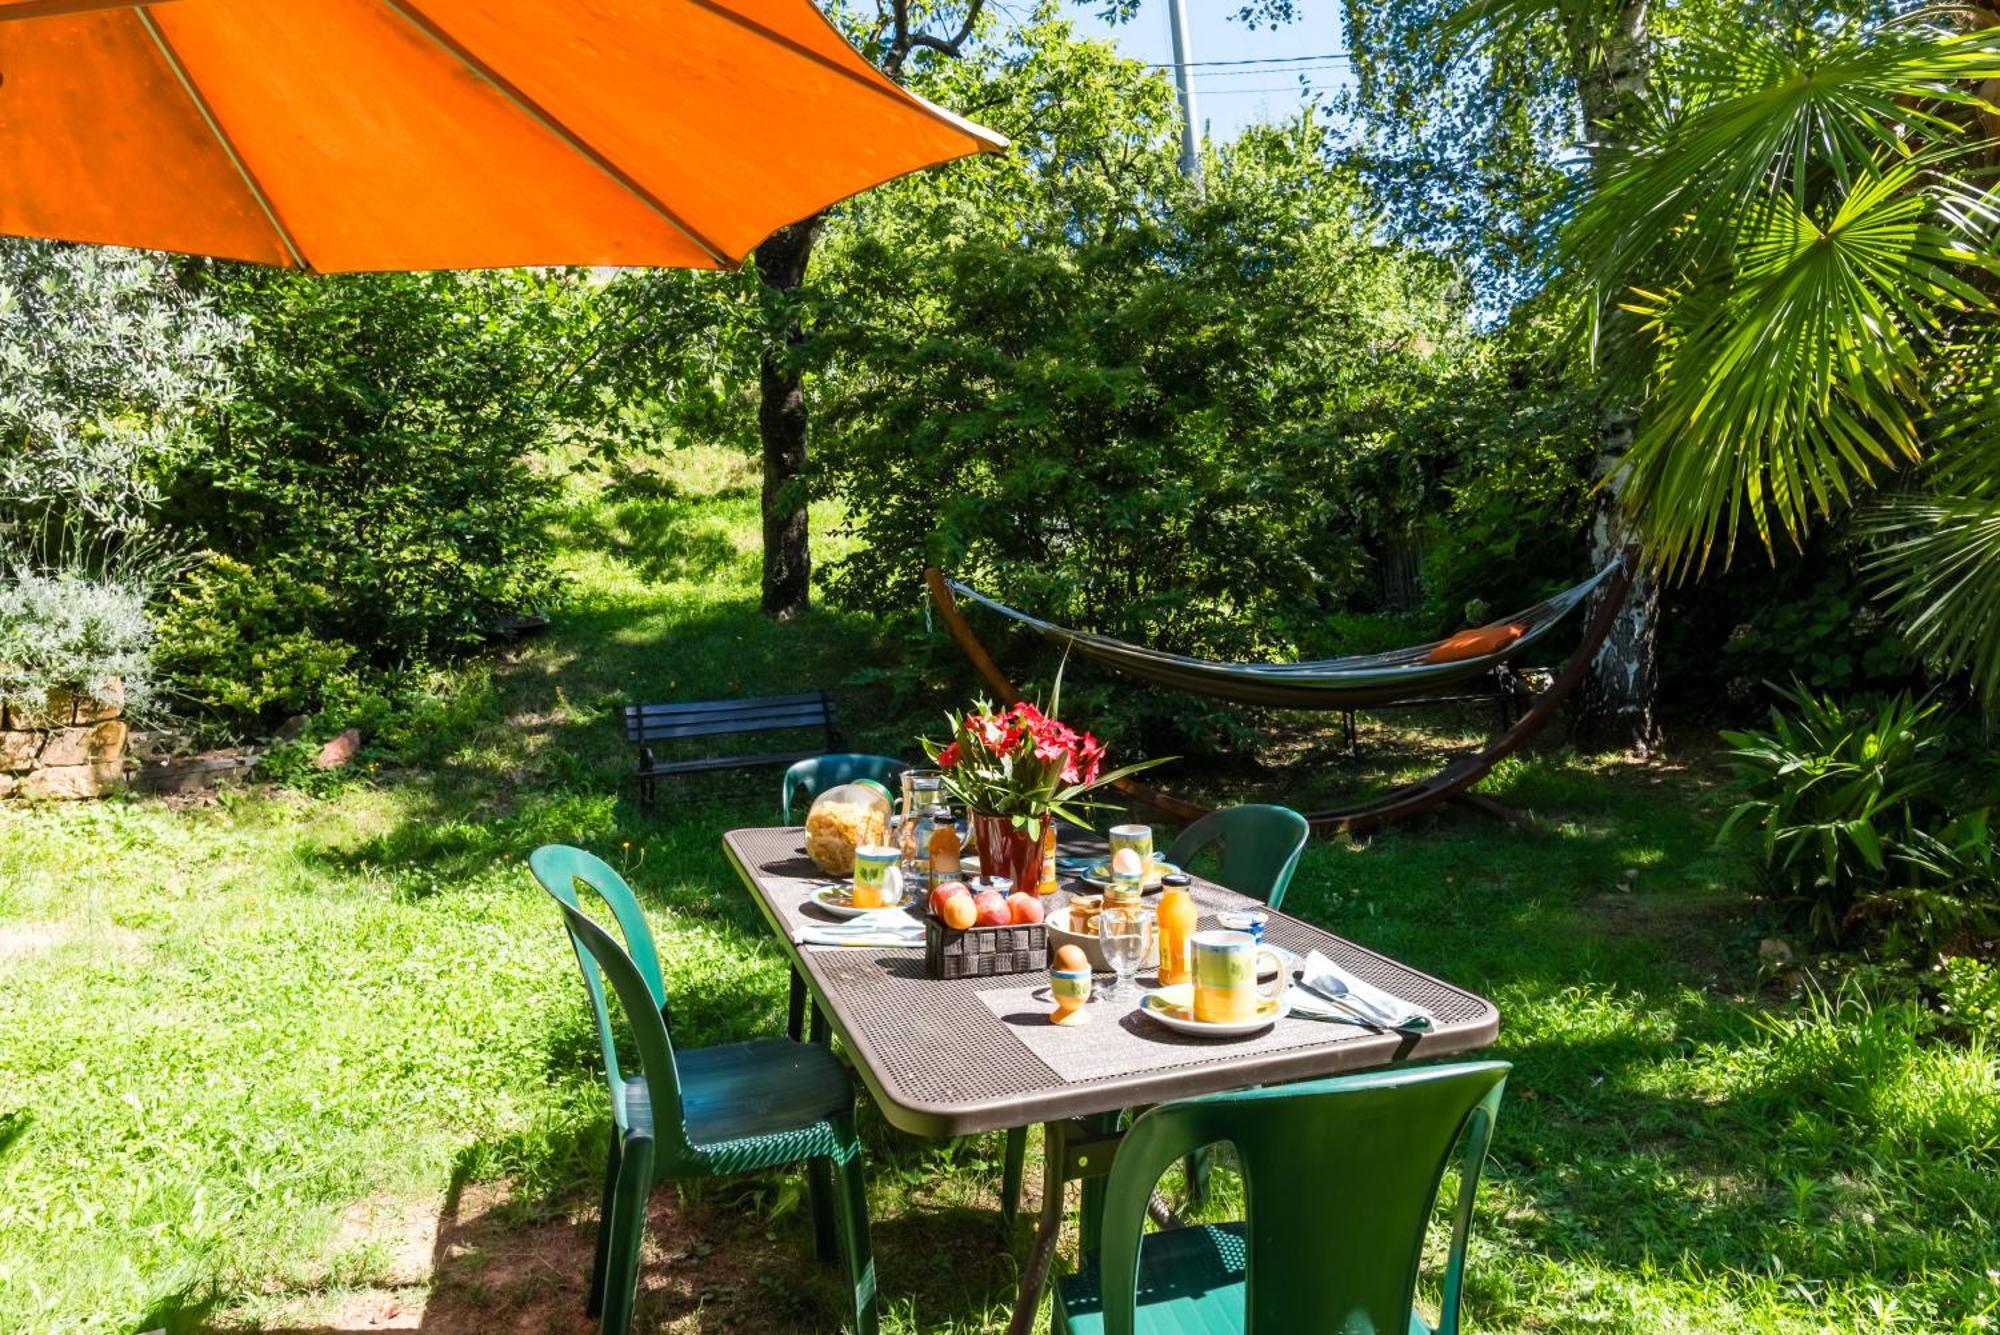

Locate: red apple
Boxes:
[972,890,1011,927]
[930,880,971,918]
[1007,891,1044,925]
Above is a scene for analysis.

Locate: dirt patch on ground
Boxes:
[0,923,65,961]
[224,1177,852,1334]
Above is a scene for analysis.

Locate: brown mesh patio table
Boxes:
[722,825,1500,1332]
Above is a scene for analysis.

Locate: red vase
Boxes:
[972,811,1045,892]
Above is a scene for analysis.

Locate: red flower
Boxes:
[976,713,1010,750]
[938,741,961,768]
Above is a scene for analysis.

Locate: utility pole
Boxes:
[1166,0,1203,187]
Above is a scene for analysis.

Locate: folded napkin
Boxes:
[794,909,926,949]
[1298,950,1434,1030]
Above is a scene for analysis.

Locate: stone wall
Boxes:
[0,681,128,800]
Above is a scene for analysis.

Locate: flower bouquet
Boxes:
[921,668,1169,892]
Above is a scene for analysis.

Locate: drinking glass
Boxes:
[1098,905,1153,1003]
[898,769,944,871]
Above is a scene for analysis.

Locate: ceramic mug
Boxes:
[1192,929,1285,1023]
[852,844,902,909]
[1049,968,1093,1025]
[1108,823,1154,872]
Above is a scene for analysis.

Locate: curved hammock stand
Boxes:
[923,550,1637,835]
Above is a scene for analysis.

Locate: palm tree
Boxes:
[1558,10,2000,704]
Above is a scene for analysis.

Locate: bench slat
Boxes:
[626,707,835,743]
[626,692,829,720]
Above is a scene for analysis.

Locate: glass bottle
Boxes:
[1156,872,1196,987]
[926,805,962,884]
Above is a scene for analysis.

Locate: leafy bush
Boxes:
[152,556,354,726]
[0,562,156,717]
[158,269,584,726]
[1657,527,1918,719]
[0,240,240,548]
[1720,684,1999,959]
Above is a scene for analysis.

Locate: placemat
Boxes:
[973,978,1378,1085]
[734,836,925,952]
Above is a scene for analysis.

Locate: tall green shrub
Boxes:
[159,269,586,725]
[800,24,1490,755]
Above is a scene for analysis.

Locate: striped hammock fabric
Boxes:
[947,560,1624,711]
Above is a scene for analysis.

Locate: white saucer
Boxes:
[1139,983,1291,1037]
[810,885,913,918]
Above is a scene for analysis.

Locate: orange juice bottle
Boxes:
[1156,874,1197,987]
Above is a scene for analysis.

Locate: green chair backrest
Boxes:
[529,845,687,1156]
[780,753,912,823]
[1093,1061,1510,1335]
[1165,804,1311,910]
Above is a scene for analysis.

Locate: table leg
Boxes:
[787,967,806,1041]
[1000,1125,1027,1234]
[1005,1120,1069,1335]
[1004,1115,1124,1335]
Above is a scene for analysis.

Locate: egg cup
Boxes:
[1049,968,1093,1025]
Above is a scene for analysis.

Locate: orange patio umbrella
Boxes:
[0,0,1006,270]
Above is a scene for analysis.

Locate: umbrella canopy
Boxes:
[0,0,1006,271]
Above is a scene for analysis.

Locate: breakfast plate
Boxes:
[810,884,914,918]
[1077,857,1183,891]
[1140,983,1291,1037]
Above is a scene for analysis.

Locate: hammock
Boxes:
[941,561,1623,712]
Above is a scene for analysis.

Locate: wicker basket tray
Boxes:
[924,916,1047,980]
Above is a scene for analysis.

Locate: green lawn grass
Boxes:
[2,450,1996,1333]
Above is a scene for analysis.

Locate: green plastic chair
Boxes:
[1001,804,1315,1221]
[1055,1061,1510,1335]
[530,846,879,1335]
[1165,803,1311,910]
[780,753,912,823]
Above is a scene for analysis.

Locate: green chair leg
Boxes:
[598,1135,654,1335]
[788,967,807,1041]
[587,1132,623,1318]
[807,1156,838,1262]
[1183,1146,1211,1211]
[829,1135,880,1335]
[1000,1126,1027,1231]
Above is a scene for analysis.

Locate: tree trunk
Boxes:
[1575,411,1661,751]
[1566,0,1662,752]
[753,216,823,621]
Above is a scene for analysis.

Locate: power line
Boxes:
[1200,84,1341,96]
[1146,51,1350,69]
[1196,62,1349,79]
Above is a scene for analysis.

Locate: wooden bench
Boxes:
[623,690,843,809]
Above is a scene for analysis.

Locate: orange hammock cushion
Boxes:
[1426,622,1528,664]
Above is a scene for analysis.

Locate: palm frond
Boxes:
[1862,493,2000,710]
[1623,158,1995,573]
[1568,22,2000,287]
